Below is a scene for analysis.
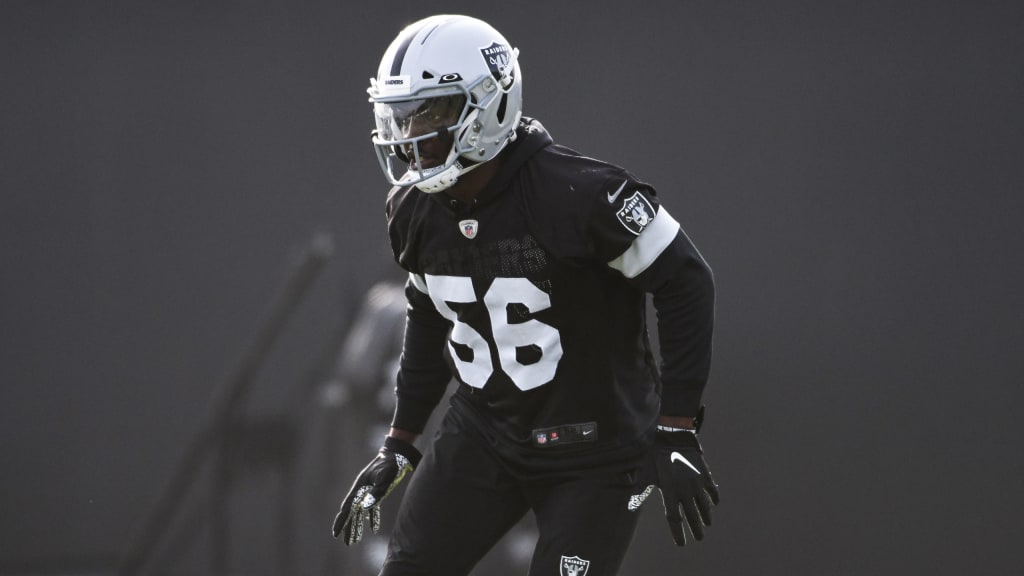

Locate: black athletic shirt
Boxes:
[385,118,714,473]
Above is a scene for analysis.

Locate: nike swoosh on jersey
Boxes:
[607,180,627,203]
[670,451,701,475]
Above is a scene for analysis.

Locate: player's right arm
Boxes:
[332,272,452,545]
[390,272,455,434]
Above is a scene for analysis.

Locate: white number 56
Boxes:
[424,275,563,391]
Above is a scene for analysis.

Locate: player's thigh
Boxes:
[382,418,529,576]
[528,466,641,576]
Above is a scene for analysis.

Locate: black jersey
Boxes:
[385,118,714,472]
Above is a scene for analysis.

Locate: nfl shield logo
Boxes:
[459,219,479,239]
[560,555,590,576]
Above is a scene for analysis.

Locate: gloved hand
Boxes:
[332,435,422,545]
[652,427,719,545]
[628,423,720,546]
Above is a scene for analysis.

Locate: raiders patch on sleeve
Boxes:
[615,191,657,235]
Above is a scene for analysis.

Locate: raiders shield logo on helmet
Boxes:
[560,555,590,576]
[480,41,511,81]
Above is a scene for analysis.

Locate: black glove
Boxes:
[332,436,422,545]
[628,422,720,546]
[651,427,720,545]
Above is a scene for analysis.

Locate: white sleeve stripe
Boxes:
[408,272,428,294]
[607,208,680,278]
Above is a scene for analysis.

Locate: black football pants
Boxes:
[380,410,642,576]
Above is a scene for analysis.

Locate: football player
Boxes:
[333,14,720,576]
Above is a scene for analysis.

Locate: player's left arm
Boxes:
[605,194,715,417]
[629,222,715,419]
[606,195,720,546]
[590,175,714,417]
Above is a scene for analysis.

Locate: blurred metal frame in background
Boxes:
[120,234,333,576]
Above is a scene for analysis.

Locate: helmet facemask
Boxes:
[370,66,517,193]
[371,86,473,193]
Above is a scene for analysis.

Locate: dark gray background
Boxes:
[2,1,1022,574]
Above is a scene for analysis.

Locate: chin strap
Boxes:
[413,158,485,193]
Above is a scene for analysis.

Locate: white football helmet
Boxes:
[368,15,523,193]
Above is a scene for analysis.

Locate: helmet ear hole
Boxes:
[496,94,508,124]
